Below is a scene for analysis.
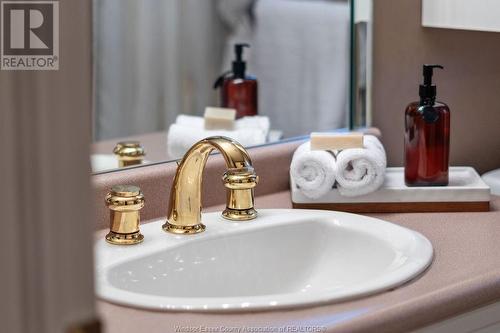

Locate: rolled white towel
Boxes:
[335,135,387,197]
[167,123,267,159]
[290,141,337,199]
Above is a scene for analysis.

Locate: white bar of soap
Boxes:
[310,132,364,151]
[204,107,236,130]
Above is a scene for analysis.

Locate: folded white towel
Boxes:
[290,141,337,199]
[238,116,271,134]
[175,114,205,128]
[175,114,270,133]
[335,135,387,197]
[167,115,270,159]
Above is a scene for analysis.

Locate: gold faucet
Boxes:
[162,136,258,235]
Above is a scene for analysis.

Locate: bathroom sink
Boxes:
[95,209,433,311]
[91,154,119,172]
[482,168,500,196]
[90,154,149,172]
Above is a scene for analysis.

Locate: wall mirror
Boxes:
[91,0,366,174]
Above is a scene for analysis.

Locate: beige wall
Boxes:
[373,0,500,174]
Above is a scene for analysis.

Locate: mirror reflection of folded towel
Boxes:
[290,135,387,198]
[167,115,270,159]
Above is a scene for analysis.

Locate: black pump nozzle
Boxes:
[420,64,444,102]
[233,43,250,78]
[213,43,251,89]
[423,64,443,85]
[234,43,249,62]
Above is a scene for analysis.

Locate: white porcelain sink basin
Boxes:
[482,168,500,196]
[95,209,433,311]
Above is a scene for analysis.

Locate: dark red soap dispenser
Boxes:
[405,64,450,186]
[214,43,258,118]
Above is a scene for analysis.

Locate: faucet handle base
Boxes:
[222,207,257,221]
[105,231,144,245]
[162,221,206,234]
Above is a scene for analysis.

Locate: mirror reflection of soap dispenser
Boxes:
[405,64,450,186]
[214,43,258,118]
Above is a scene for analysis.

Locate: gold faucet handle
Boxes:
[105,185,145,245]
[223,167,259,189]
[113,141,145,168]
[222,168,258,221]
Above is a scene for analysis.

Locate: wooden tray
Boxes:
[291,167,491,213]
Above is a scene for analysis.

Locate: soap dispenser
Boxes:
[214,43,258,118]
[405,64,450,186]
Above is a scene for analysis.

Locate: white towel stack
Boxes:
[167,115,270,159]
[290,135,387,198]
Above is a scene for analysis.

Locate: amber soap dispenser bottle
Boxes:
[214,43,258,118]
[405,64,450,186]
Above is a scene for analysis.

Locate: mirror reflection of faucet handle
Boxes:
[113,141,145,168]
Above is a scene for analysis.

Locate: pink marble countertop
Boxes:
[97,191,500,333]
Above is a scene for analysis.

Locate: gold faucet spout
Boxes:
[162,136,258,234]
